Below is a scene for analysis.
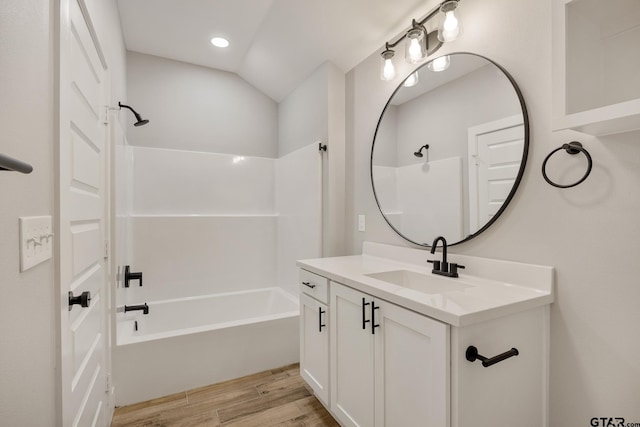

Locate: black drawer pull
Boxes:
[371,301,380,334]
[302,281,316,289]
[362,298,370,329]
[319,307,326,332]
[465,346,519,367]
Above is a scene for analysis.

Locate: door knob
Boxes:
[68,291,91,311]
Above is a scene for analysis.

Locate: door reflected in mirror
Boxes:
[371,53,528,247]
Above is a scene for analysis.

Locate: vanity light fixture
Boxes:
[403,71,419,87]
[379,0,462,81]
[427,55,451,72]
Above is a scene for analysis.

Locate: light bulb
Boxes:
[382,58,396,80]
[427,55,450,72]
[404,27,426,64]
[438,1,463,42]
[408,38,422,61]
[403,72,419,87]
[380,49,396,81]
[442,12,459,40]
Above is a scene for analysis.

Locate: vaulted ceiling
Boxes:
[117,0,429,101]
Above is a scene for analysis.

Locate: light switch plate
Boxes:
[19,216,53,272]
[358,215,366,232]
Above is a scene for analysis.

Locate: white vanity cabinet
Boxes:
[330,281,449,427]
[299,270,330,405]
[298,242,553,427]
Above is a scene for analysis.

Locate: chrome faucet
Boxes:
[428,236,465,278]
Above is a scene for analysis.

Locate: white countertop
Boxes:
[297,242,554,327]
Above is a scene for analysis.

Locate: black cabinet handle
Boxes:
[466,345,519,367]
[371,301,380,334]
[319,307,326,332]
[302,281,316,289]
[68,291,91,311]
[124,265,143,287]
[362,298,370,329]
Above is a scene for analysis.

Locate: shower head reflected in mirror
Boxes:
[414,144,429,158]
[118,102,149,126]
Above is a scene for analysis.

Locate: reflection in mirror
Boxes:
[371,53,528,247]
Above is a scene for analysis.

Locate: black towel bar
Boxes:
[466,345,519,368]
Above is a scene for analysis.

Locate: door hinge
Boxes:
[105,373,111,393]
[104,240,109,259]
[103,106,110,125]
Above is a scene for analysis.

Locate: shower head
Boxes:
[118,102,150,127]
[414,144,429,158]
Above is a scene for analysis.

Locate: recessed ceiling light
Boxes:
[210,37,229,48]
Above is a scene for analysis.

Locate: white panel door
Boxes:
[300,293,329,405]
[467,115,525,233]
[330,283,375,427]
[374,300,450,427]
[58,0,110,426]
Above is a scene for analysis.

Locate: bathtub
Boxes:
[113,287,300,406]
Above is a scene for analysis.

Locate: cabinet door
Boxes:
[330,282,375,427]
[300,293,329,405]
[374,300,450,427]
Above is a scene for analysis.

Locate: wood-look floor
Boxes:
[110,364,339,427]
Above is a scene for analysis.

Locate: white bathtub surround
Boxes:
[114,287,299,405]
[128,215,278,301]
[131,146,276,215]
[124,142,322,303]
[373,157,464,245]
[114,143,322,405]
[276,143,323,296]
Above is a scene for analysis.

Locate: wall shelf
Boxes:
[552,0,640,136]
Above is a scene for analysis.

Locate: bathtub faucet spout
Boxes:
[124,303,149,315]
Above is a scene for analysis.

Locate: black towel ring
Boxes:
[542,141,592,189]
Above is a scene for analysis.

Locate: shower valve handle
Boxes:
[124,265,143,287]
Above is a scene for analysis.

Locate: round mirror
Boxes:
[371,53,529,247]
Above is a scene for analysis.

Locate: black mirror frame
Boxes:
[370,52,530,248]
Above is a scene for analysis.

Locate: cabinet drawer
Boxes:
[299,269,329,303]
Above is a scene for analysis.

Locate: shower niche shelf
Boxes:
[552,0,640,136]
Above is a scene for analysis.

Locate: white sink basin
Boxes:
[365,270,474,295]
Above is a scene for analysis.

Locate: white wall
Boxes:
[126,51,278,157]
[0,2,55,425]
[0,0,127,425]
[278,64,329,157]
[346,0,640,424]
